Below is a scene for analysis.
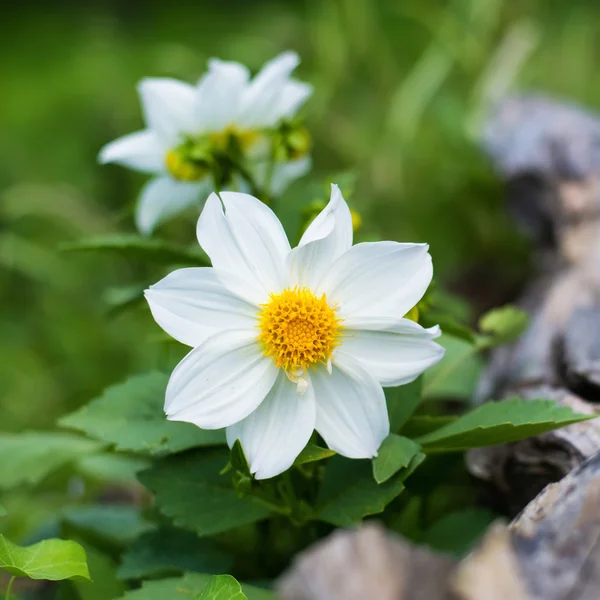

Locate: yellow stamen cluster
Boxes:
[210,126,259,152]
[165,150,209,182]
[258,287,342,373]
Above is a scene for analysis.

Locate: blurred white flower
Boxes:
[99,51,312,235]
[145,185,444,479]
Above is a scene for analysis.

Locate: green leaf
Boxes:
[421,312,475,344]
[118,573,273,600]
[0,433,102,490]
[118,528,232,580]
[372,435,421,483]
[317,455,421,526]
[61,235,208,265]
[59,372,224,455]
[76,453,150,483]
[0,535,90,581]
[477,305,528,346]
[139,449,271,536]
[386,377,423,432]
[0,505,6,517]
[230,440,251,477]
[416,398,595,452]
[65,537,125,600]
[196,575,247,600]
[293,443,336,466]
[422,335,483,400]
[399,415,458,438]
[62,506,153,549]
[423,508,496,557]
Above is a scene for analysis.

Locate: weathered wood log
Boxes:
[278,451,600,600]
[467,95,600,512]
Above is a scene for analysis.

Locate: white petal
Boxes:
[145,267,259,347]
[166,330,278,429]
[98,130,164,174]
[135,176,208,236]
[269,80,313,123]
[313,354,389,458]
[196,59,250,131]
[226,372,316,479]
[196,192,290,302]
[339,319,445,386]
[286,184,352,289]
[322,241,433,326]
[237,51,300,128]
[138,78,198,146]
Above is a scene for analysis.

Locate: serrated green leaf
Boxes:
[478,305,528,346]
[293,443,336,466]
[416,398,595,451]
[0,535,90,581]
[0,433,102,490]
[59,372,224,455]
[117,573,273,600]
[386,377,423,432]
[61,235,208,265]
[139,449,270,536]
[317,456,407,526]
[372,435,421,483]
[62,506,153,549]
[196,575,247,600]
[118,528,232,580]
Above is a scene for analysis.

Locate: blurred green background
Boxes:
[1,0,597,432]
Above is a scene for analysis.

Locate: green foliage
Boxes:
[0,433,102,490]
[417,398,594,452]
[477,305,529,347]
[59,373,224,455]
[118,573,273,600]
[0,535,90,581]
[386,377,423,432]
[196,575,247,600]
[62,506,153,549]
[293,444,336,465]
[372,435,421,484]
[0,506,6,518]
[118,528,232,580]
[422,335,484,400]
[139,449,271,536]
[61,235,208,265]
[422,509,496,557]
[317,454,424,527]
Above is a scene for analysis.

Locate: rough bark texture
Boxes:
[467,95,600,514]
[278,452,600,600]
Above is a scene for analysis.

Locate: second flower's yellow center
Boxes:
[165,149,209,182]
[258,287,342,374]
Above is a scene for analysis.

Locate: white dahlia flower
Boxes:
[99,51,312,235]
[145,185,444,479]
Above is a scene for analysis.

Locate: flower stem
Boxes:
[5,576,16,600]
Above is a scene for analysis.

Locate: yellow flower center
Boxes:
[210,126,260,152]
[165,150,209,182]
[258,287,343,375]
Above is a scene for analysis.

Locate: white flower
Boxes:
[99,51,313,235]
[145,185,444,479]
